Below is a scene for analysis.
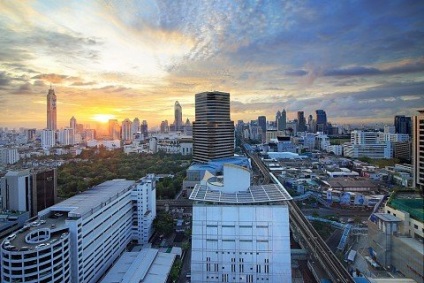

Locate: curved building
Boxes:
[1,221,71,283]
[1,176,157,283]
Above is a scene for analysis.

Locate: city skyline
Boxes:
[1,1,423,129]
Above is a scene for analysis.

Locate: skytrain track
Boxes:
[248,152,354,283]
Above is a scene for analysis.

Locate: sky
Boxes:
[0,0,423,130]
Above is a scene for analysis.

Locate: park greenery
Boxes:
[57,147,191,198]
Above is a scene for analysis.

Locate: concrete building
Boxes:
[189,165,292,282]
[108,119,120,140]
[412,110,424,190]
[193,91,234,163]
[394,115,412,136]
[1,175,157,283]
[297,111,307,132]
[47,87,57,131]
[70,116,77,133]
[315,110,327,133]
[344,130,392,159]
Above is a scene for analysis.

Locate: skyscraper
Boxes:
[278,109,287,131]
[394,115,412,136]
[412,110,424,190]
[192,91,234,163]
[174,101,183,131]
[315,109,327,133]
[121,118,133,142]
[70,116,77,132]
[297,111,306,132]
[141,120,148,139]
[108,119,120,139]
[47,86,57,131]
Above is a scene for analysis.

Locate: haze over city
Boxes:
[0,0,423,129]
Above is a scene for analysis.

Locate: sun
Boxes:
[92,114,115,123]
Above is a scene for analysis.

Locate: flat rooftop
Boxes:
[101,249,175,283]
[46,179,135,218]
[189,183,292,204]
[373,213,402,222]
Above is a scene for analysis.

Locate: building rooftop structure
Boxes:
[46,179,135,218]
[325,177,378,192]
[101,249,176,283]
[189,164,292,203]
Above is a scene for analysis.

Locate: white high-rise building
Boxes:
[0,147,19,165]
[1,175,157,283]
[190,165,292,283]
[413,110,424,190]
[58,127,75,145]
[41,129,56,149]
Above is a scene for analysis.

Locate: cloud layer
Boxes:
[0,0,423,129]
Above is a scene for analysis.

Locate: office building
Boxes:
[344,131,392,159]
[394,115,412,136]
[413,110,424,190]
[160,120,169,133]
[121,118,133,142]
[1,175,157,283]
[174,101,183,131]
[258,116,267,141]
[277,109,287,131]
[70,116,77,133]
[315,110,327,133]
[0,168,57,217]
[192,91,234,163]
[141,120,148,139]
[108,119,120,140]
[132,117,140,138]
[297,111,306,132]
[190,164,292,282]
[47,87,57,131]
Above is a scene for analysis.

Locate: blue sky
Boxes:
[0,0,423,129]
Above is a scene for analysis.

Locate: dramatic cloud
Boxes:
[0,0,423,129]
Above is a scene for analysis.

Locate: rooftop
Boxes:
[46,179,135,218]
[101,249,176,283]
[373,213,402,222]
[189,183,292,204]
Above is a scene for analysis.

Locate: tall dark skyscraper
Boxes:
[394,115,412,136]
[297,111,306,132]
[174,101,183,131]
[315,109,327,133]
[277,109,287,131]
[47,86,57,131]
[192,91,234,163]
[258,115,267,133]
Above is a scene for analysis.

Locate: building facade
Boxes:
[190,165,292,283]
[193,91,234,163]
[412,110,424,190]
[174,101,183,131]
[1,175,157,283]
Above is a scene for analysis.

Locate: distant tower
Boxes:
[47,86,57,131]
[108,119,120,140]
[174,101,183,131]
[121,118,133,142]
[141,120,148,139]
[315,110,327,133]
[193,91,234,163]
[297,111,306,132]
[132,117,140,138]
[278,109,287,131]
[70,116,77,133]
[394,115,412,136]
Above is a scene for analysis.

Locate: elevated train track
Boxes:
[248,152,354,283]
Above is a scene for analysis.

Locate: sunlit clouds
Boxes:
[0,0,423,129]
